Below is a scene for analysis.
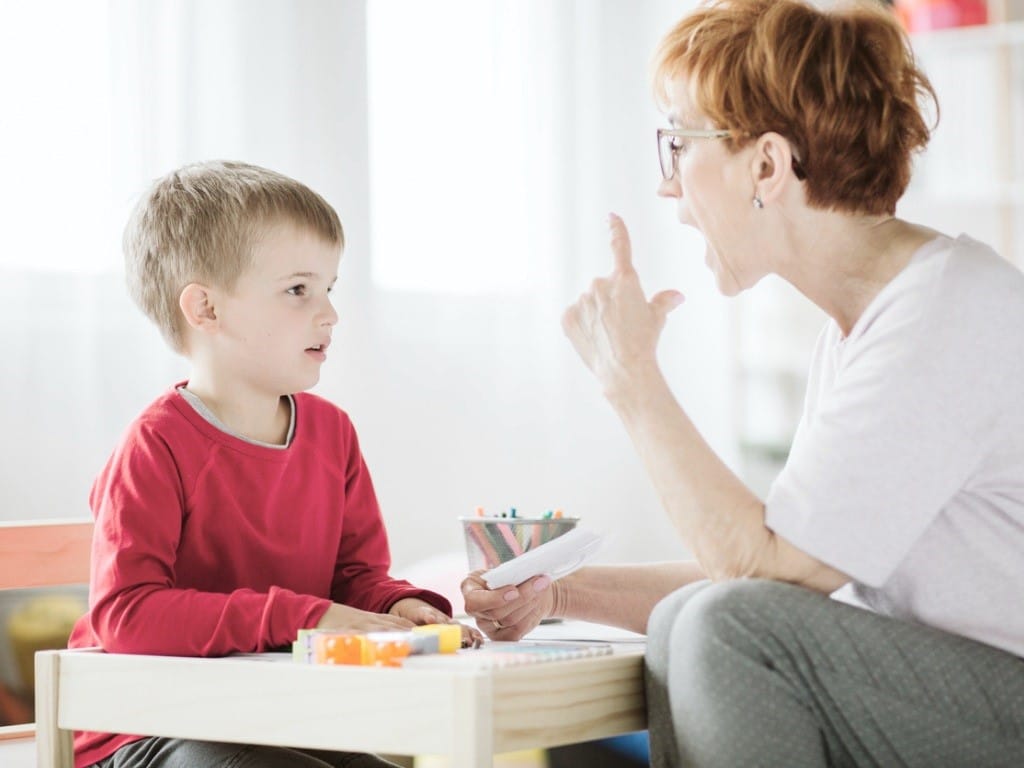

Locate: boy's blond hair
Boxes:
[124,160,344,354]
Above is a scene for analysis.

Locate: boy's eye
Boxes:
[671,137,689,154]
[287,284,306,296]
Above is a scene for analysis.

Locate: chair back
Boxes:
[0,518,92,746]
[0,519,93,591]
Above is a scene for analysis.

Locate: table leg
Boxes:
[35,650,74,768]
[449,674,493,768]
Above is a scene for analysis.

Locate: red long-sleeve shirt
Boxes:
[69,385,449,767]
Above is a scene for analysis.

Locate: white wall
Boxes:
[1,1,723,581]
[2,2,722,757]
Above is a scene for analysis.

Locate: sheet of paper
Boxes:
[525,618,646,645]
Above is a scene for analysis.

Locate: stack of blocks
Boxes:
[292,623,463,667]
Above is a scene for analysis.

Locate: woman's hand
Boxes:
[461,571,554,641]
[388,597,484,648]
[562,214,684,395]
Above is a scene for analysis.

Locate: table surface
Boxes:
[38,626,647,768]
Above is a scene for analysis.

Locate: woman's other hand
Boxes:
[460,571,554,640]
[562,213,684,394]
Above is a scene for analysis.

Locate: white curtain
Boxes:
[0,0,736,574]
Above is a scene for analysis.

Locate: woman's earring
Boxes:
[752,194,764,209]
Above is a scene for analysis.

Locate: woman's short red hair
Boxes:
[653,0,937,216]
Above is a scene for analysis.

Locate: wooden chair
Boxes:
[0,519,92,765]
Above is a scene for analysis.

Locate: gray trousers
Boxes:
[93,737,402,768]
[645,579,1024,768]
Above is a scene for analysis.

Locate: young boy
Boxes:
[69,161,478,768]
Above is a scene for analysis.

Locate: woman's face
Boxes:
[657,77,766,296]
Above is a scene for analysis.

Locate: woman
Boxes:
[462,1,1024,765]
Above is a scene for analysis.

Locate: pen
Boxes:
[496,521,524,557]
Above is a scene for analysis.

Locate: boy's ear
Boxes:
[179,283,219,332]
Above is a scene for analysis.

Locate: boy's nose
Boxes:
[320,298,339,326]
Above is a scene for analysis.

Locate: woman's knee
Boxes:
[646,580,713,672]
[669,579,815,658]
[647,580,712,637]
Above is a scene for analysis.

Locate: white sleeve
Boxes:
[765,297,984,587]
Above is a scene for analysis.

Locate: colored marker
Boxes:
[468,522,501,568]
[496,521,524,557]
[531,521,542,550]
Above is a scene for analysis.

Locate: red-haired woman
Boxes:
[464,1,1024,765]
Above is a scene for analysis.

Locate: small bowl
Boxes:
[459,516,579,571]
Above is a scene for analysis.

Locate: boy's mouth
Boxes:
[305,340,331,359]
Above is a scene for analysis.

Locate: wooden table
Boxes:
[35,645,646,768]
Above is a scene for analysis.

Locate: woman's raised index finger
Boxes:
[608,213,634,274]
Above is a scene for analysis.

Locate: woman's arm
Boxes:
[463,561,707,640]
[563,215,848,593]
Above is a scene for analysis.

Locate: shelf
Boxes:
[910,182,1024,206]
[911,19,1024,52]
[738,439,791,464]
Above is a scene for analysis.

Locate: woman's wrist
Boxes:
[603,359,667,413]
[548,577,569,620]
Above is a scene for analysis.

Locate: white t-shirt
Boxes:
[765,234,1024,658]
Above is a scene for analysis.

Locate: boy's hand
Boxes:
[389,597,484,648]
[461,571,554,641]
[388,597,451,625]
[315,602,415,633]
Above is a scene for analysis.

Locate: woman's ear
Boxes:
[750,132,796,207]
[179,283,218,332]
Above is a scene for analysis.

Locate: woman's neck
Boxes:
[776,213,940,337]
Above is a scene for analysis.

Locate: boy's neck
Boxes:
[182,375,292,446]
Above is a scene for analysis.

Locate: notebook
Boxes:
[399,640,613,669]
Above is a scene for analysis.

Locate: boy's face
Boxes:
[210,221,341,397]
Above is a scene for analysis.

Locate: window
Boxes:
[0,2,117,273]
[366,1,544,294]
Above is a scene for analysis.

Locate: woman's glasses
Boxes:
[657,127,807,182]
[657,128,731,181]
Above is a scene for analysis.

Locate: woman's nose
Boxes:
[657,176,681,199]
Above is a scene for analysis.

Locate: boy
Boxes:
[69,161,478,768]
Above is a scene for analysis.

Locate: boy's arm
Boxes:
[329,437,452,617]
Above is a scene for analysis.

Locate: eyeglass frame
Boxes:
[657,127,807,182]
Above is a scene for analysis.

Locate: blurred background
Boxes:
[1,0,1022,752]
